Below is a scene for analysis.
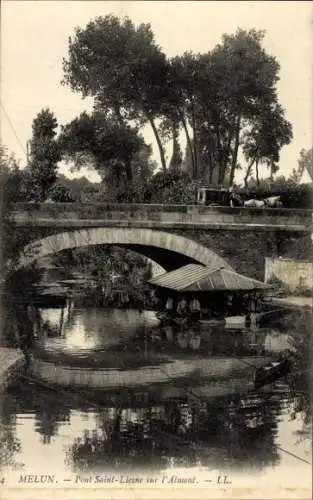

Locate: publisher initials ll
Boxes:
[217,475,231,484]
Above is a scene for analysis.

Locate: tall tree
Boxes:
[25,109,61,201]
[172,29,292,186]
[167,53,200,177]
[169,133,183,171]
[195,29,291,185]
[0,145,40,284]
[242,103,292,186]
[0,145,26,210]
[62,15,169,171]
[62,19,292,185]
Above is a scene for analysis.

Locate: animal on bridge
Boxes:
[264,196,283,208]
[229,193,244,207]
[244,199,266,208]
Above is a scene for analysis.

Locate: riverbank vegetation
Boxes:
[50,245,154,309]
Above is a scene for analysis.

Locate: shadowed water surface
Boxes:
[0,305,311,489]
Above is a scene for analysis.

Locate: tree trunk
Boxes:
[256,158,260,185]
[169,122,180,171]
[229,115,241,187]
[125,159,133,184]
[216,127,227,185]
[208,163,214,184]
[217,167,225,185]
[147,116,167,172]
[190,99,198,178]
[205,126,216,184]
[181,114,195,176]
[224,126,234,173]
[244,158,256,187]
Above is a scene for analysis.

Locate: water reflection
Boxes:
[7,303,293,369]
[37,307,159,355]
[2,378,293,474]
[0,301,311,482]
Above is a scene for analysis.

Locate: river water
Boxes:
[0,303,311,494]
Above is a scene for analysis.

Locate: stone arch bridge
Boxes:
[7,203,313,280]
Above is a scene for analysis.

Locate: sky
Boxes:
[1,1,313,184]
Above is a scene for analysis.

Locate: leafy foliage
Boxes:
[195,29,291,185]
[0,145,26,209]
[51,245,153,307]
[242,103,292,186]
[288,311,312,425]
[24,109,61,201]
[54,174,101,202]
[0,145,42,295]
[62,19,292,186]
[60,112,145,188]
[62,15,169,170]
[59,111,156,201]
[48,183,75,202]
[143,170,198,204]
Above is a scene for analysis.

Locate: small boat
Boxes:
[254,358,292,389]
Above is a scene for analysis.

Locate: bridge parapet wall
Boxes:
[11,203,313,231]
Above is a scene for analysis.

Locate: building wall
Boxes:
[265,257,313,292]
[173,229,312,281]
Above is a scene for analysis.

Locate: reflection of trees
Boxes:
[0,393,21,468]
[30,302,78,350]
[60,300,76,333]
[227,393,281,469]
[40,320,60,339]
[65,407,169,472]
[288,311,312,426]
[1,302,21,348]
[51,246,152,307]
[65,390,283,473]
[6,381,71,445]
[1,374,291,474]
[34,397,71,444]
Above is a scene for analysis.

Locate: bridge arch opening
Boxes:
[12,227,233,275]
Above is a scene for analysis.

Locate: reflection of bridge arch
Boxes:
[15,227,233,273]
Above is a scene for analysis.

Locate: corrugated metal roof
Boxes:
[148,264,269,292]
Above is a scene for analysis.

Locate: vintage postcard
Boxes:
[0,1,312,499]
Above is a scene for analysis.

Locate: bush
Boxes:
[237,182,313,209]
[49,184,75,202]
[279,184,313,209]
[143,170,198,204]
[266,276,289,296]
